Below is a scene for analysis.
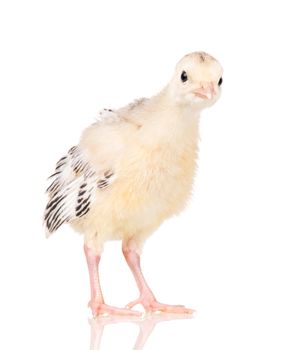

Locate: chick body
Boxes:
[74,93,199,249]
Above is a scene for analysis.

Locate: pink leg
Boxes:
[84,244,141,317]
[122,242,194,315]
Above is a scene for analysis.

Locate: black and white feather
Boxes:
[44,145,114,236]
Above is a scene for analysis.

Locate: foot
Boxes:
[126,296,195,315]
[88,300,142,317]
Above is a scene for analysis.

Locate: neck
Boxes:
[139,89,201,147]
[152,87,200,119]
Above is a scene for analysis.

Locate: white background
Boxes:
[0,0,281,349]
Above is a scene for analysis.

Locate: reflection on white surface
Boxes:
[89,313,193,350]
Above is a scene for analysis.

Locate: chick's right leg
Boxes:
[84,244,141,317]
[122,240,194,315]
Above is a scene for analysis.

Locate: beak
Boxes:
[193,82,215,100]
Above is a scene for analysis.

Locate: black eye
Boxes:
[218,77,223,86]
[181,71,188,83]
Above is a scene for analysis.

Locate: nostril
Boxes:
[201,82,213,90]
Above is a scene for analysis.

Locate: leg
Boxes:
[84,244,141,317]
[122,240,194,315]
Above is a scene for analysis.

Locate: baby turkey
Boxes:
[44,51,223,317]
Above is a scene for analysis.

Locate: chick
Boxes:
[44,52,223,317]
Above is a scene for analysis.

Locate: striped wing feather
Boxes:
[44,146,113,235]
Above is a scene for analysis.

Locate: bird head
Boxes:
[168,52,223,110]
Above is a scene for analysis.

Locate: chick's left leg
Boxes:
[84,244,141,317]
[122,241,194,315]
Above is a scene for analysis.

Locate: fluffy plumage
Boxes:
[44,52,223,316]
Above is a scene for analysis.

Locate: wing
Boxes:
[44,145,114,236]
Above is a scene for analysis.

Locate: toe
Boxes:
[154,303,195,314]
[90,303,142,317]
[102,305,142,317]
[126,299,141,309]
